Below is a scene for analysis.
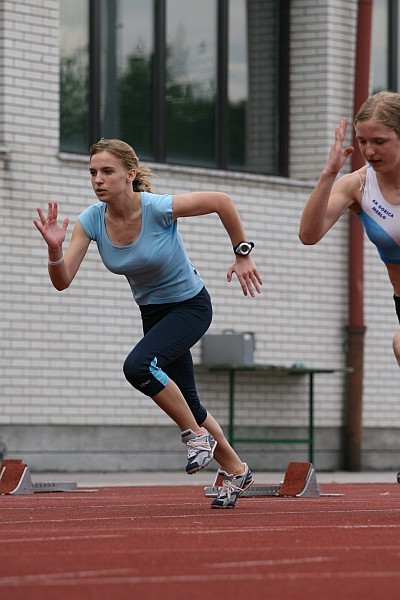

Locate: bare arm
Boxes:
[172,191,248,244]
[299,118,357,245]
[34,202,90,290]
[172,191,263,296]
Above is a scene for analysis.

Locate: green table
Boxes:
[196,364,350,464]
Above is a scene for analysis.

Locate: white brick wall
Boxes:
[1,1,399,455]
[290,0,357,178]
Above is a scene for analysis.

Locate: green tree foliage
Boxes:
[60,48,89,153]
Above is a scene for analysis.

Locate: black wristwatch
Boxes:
[233,241,254,256]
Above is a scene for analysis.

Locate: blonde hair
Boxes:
[354,91,400,136]
[89,138,155,192]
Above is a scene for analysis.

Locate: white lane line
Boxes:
[1,534,123,544]
[3,505,400,518]
[180,524,400,533]
[0,568,136,587]
[207,557,335,568]
[1,514,200,525]
[2,570,400,587]
[0,502,201,512]
[4,518,400,532]
[3,504,400,526]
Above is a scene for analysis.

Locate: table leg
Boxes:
[308,372,314,463]
[228,369,235,446]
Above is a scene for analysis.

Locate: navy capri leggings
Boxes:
[123,287,212,425]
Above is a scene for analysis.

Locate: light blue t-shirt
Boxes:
[78,192,204,305]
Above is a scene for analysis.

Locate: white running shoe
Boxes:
[181,429,217,474]
[211,464,254,508]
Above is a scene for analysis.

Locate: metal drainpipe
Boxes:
[344,0,372,471]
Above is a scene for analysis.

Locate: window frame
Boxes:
[63,0,289,177]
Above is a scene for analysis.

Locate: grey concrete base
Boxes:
[361,428,400,471]
[0,424,399,472]
[0,424,185,472]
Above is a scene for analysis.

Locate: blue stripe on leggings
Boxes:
[149,356,169,387]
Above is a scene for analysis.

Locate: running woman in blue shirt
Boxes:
[299,91,400,368]
[34,138,263,508]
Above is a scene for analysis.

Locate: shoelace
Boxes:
[219,478,242,500]
[186,437,210,458]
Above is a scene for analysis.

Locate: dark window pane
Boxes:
[99,0,153,158]
[166,0,217,166]
[229,0,281,175]
[371,0,389,93]
[59,0,90,153]
[228,0,247,170]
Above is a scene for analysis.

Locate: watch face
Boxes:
[234,241,254,255]
[237,242,252,255]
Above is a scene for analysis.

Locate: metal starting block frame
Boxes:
[0,459,81,495]
[204,461,321,498]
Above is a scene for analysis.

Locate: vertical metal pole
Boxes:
[217,0,228,169]
[308,372,314,464]
[89,0,101,145]
[228,369,236,446]
[345,0,372,471]
[153,0,166,162]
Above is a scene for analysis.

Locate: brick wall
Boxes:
[290,0,357,178]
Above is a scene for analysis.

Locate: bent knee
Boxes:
[123,355,150,389]
[123,354,139,383]
[123,354,168,395]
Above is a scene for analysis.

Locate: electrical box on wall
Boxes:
[201,331,255,366]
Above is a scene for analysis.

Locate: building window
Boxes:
[60,0,288,176]
[60,0,90,153]
[372,0,390,92]
[94,0,154,156]
[165,0,217,167]
[371,0,399,92]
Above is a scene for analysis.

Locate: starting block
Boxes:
[204,461,321,498]
[0,459,80,495]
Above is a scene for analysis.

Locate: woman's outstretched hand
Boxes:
[33,202,69,249]
[324,118,354,176]
[227,256,263,297]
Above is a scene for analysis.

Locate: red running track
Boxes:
[1,482,400,600]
